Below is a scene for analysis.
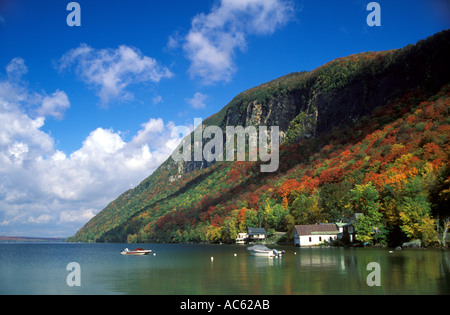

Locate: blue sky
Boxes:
[0,0,448,237]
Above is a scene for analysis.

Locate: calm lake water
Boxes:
[0,243,449,295]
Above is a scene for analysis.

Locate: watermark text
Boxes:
[171,118,279,173]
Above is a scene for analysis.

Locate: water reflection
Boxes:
[439,252,450,294]
[101,245,450,295]
[2,244,447,295]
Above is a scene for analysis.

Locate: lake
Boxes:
[0,243,449,295]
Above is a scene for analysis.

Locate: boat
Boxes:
[247,245,285,257]
[121,248,152,255]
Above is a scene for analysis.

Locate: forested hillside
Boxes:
[68,30,450,247]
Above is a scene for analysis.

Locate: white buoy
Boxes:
[211,256,214,262]
[234,253,237,257]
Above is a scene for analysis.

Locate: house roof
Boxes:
[295,224,339,236]
[247,227,267,235]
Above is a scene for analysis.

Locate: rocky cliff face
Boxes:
[174,30,450,175]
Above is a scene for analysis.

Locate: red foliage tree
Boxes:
[247,192,260,210]
[278,179,302,207]
[211,214,223,228]
[319,167,345,185]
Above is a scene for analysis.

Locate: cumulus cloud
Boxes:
[36,90,70,120]
[181,0,295,83]
[58,44,173,104]
[187,92,208,109]
[1,59,70,120]
[0,58,183,237]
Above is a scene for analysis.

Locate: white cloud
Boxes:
[187,92,208,109]
[0,58,184,237]
[37,90,70,120]
[167,31,183,50]
[0,86,54,162]
[152,95,163,105]
[1,59,70,121]
[58,44,173,104]
[182,0,295,83]
[59,208,97,224]
[28,214,53,224]
[8,142,29,165]
[132,118,165,146]
[6,57,28,80]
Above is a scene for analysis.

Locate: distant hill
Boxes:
[68,30,450,247]
[0,236,66,243]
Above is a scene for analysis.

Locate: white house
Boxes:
[294,224,340,247]
[236,232,248,244]
[235,228,267,244]
[247,227,267,242]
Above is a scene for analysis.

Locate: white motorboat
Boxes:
[121,248,152,255]
[247,245,285,257]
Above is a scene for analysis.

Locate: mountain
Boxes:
[0,236,66,243]
[68,30,450,246]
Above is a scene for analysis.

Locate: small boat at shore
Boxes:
[121,248,152,256]
[247,245,285,257]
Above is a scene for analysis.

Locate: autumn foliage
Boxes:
[68,31,450,247]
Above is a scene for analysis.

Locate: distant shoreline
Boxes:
[0,236,66,243]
